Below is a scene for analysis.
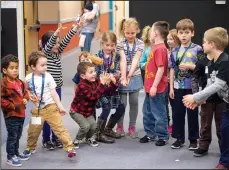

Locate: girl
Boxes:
[116,18,144,138]
[139,25,152,83]
[94,31,125,144]
[39,22,82,150]
[166,29,180,134]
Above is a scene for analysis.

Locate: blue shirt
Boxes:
[139,47,151,70]
[72,73,80,84]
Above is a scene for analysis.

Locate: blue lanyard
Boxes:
[32,73,45,110]
[101,50,112,72]
[125,39,136,61]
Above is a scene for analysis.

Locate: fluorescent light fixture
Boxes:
[215,0,226,4]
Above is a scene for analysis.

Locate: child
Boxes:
[139,25,152,83]
[141,21,170,146]
[183,27,228,169]
[1,55,30,167]
[69,62,119,148]
[169,19,202,150]
[39,22,81,150]
[94,31,125,144]
[23,51,76,158]
[116,18,144,138]
[72,51,103,91]
[166,29,180,134]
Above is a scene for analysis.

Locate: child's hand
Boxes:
[23,98,28,105]
[29,95,39,104]
[114,71,121,80]
[169,88,174,99]
[120,77,127,87]
[54,23,62,36]
[100,72,110,85]
[110,74,116,84]
[126,75,131,85]
[149,86,157,97]
[59,107,67,116]
[179,64,194,71]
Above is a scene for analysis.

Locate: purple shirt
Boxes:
[169,43,203,89]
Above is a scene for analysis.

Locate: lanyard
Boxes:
[125,39,136,61]
[32,73,45,113]
[175,42,192,66]
[101,50,112,72]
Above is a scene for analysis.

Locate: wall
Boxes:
[37,1,111,54]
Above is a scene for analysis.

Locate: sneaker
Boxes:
[73,139,82,149]
[86,138,99,147]
[53,139,63,148]
[189,142,198,151]
[139,135,155,143]
[67,148,76,158]
[215,163,228,169]
[116,125,125,137]
[171,140,185,149]
[43,141,55,150]
[168,125,172,134]
[155,139,168,146]
[127,126,138,139]
[7,156,22,167]
[16,153,29,161]
[23,148,36,156]
[194,148,208,157]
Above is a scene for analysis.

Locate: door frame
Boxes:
[16,1,25,80]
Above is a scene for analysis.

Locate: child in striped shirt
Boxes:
[39,22,82,150]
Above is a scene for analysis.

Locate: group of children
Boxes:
[1,16,228,170]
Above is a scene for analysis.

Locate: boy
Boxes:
[70,62,118,148]
[169,19,203,150]
[1,54,30,166]
[23,51,76,158]
[183,27,229,169]
[141,21,170,146]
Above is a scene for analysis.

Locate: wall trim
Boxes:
[125,1,129,18]
[39,20,59,24]
[17,1,25,80]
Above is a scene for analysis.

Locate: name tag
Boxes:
[31,117,42,125]
[174,81,179,89]
[205,66,208,74]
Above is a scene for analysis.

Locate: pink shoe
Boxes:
[128,126,138,139]
[116,125,125,137]
[168,125,173,134]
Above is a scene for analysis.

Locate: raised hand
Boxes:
[54,23,63,36]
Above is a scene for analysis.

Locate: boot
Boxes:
[95,117,115,143]
[104,115,122,139]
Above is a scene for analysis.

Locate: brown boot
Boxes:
[104,115,122,139]
[95,117,115,143]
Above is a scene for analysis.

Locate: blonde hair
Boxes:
[176,18,194,32]
[168,29,180,45]
[204,27,228,51]
[101,30,117,44]
[119,18,140,38]
[141,25,151,48]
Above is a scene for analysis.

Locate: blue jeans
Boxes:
[142,91,169,140]
[42,88,61,142]
[219,108,229,168]
[5,117,24,159]
[80,32,94,52]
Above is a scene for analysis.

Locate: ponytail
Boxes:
[119,18,126,38]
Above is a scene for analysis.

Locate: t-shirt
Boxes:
[169,43,203,89]
[144,43,168,93]
[139,46,151,70]
[116,38,144,76]
[26,72,57,108]
[193,52,229,104]
[72,73,80,84]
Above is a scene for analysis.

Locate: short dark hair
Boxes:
[28,51,46,67]
[41,31,55,49]
[1,54,19,72]
[153,21,170,39]
[77,62,94,75]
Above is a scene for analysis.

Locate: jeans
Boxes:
[172,89,199,142]
[219,108,229,168]
[42,88,61,142]
[142,92,169,140]
[80,32,94,52]
[5,117,25,160]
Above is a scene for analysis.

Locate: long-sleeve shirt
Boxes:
[139,47,151,70]
[1,77,29,119]
[43,29,77,89]
[70,78,118,117]
[193,52,229,104]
